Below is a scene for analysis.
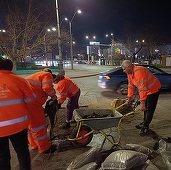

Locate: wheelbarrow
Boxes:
[68,108,124,147]
[68,97,140,147]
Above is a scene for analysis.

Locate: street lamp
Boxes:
[0,29,6,33]
[0,29,6,58]
[85,35,96,63]
[55,0,64,74]
[106,33,114,66]
[133,39,145,63]
[60,18,68,25]
[68,10,82,69]
[155,49,159,67]
[44,27,56,66]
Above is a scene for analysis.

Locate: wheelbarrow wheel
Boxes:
[70,125,93,147]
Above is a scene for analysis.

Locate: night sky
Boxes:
[1,0,171,45]
[58,0,171,44]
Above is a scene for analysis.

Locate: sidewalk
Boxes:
[63,64,114,78]
[12,64,171,170]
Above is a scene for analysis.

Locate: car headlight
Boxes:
[104,75,111,80]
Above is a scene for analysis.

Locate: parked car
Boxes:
[98,64,171,95]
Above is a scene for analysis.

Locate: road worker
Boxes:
[0,58,35,170]
[54,74,81,129]
[121,60,161,135]
[26,68,57,154]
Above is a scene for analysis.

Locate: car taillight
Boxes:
[104,75,111,80]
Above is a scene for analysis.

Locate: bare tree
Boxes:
[0,0,70,70]
[141,23,162,64]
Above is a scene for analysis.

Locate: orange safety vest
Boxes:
[56,76,80,104]
[0,70,35,137]
[26,71,56,105]
[127,65,161,101]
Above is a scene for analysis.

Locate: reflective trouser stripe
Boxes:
[30,124,47,132]
[34,134,47,141]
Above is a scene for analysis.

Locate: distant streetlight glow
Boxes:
[85,35,96,41]
[136,39,145,43]
[67,9,82,69]
[106,33,114,66]
[44,27,57,66]
[52,27,56,31]
[85,35,96,63]
[60,18,68,25]
[0,29,6,32]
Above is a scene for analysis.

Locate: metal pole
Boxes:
[55,0,64,74]
[69,22,74,69]
[111,39,114,66]
[43,34,48,66]
[69,12,77,70]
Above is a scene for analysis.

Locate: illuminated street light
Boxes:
[155,49,159,67]
[134,39,145,63]
[106,33,113,38]
[86,35,96,41]
[68,10,82,69]
[44,28,57,66]
[85,35,96,63]
[0,29,6,58]
[136,39,145,44]
[0,29,6,33]
[60,18,68,25]
[106,33,114,66]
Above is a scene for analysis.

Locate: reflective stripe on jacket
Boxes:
[56,76,80,104]
[26,71,56,105]
[127,65,161,101]
[0,70,35,137]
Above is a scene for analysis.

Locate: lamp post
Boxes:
[68,10,81,69]
[106,33,114,66]
[85,35,96,64]
[155,49,159,67]
[55,0,64,74]
[134,39,145,63]
[44,27,57,66]
[0,29,6,58]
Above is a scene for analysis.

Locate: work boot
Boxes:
[135,122,144,129]
[59,122,70,129]
[139,126,149,136]
[42,144,57,154]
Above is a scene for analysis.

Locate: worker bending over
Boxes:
[26,68,57,154]
[54,74,81,129]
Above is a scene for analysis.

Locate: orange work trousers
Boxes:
[28,103,51,153]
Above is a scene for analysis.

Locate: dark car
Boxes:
[98,64,171,95]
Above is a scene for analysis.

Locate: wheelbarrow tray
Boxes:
[73,109,123,131]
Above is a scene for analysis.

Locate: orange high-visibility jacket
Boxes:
[26,71,56,105]
[0,70,35,137]
[56,76,80,104]
[127,65,161,101]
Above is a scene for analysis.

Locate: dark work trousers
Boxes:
[0,129,31,170]
[66,89,81,121]
[143,90,160,128]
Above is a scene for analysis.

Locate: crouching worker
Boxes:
[54,74,81,129]
[26,68,57,154]
[0,58,35,170]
